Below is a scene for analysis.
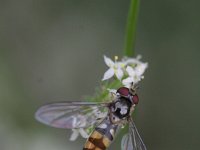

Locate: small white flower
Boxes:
[69,128,89,141]
[102,55,148,86]
[102,55,125,81]
[122,62,148,87]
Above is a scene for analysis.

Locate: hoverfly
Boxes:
[35,86,147,150]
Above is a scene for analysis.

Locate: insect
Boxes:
[35,86,147,150]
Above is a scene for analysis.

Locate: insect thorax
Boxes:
[109,97,132,124]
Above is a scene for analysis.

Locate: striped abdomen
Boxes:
[83,117,119,150]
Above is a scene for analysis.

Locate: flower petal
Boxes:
[123,57,137,65]
[126,66,135,77]
[135,63,148,76]
[102,68,115,81]
[79,128,89,138]
[69,129,79,141]
[115,68,124,80]
[104,55,114,67]
[122,77,133,86]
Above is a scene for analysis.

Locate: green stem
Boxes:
[116,1,140,149]
[124,0,140,57]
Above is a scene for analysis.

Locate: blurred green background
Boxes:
[0,0,200,150]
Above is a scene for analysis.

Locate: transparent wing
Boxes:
[35,101,109,129]
[121,119,147,150]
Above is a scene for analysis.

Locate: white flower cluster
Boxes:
[102,55,148,87]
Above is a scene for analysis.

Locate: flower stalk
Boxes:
[124,0,140,57]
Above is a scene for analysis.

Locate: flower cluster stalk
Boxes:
[124,0,140,57]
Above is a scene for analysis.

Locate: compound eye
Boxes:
[132,94,139,104]
[117,87,129,97]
